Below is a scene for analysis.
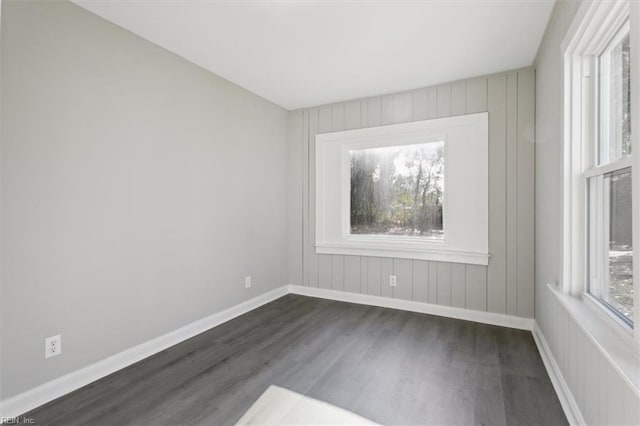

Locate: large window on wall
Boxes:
[315,113,488,265]
[564,0,637,333]
[588,22,633,325]
[350,141,444,238]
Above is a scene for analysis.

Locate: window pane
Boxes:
[598,31,631,165]
[588,168,634,325]
[350,142,444,237]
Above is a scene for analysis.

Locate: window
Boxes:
[350,141,444,238]
[564,0,637,332]
[315,113,488,265]
[588,23,633,326]
[598,28,631,166]
[588,168,633,324]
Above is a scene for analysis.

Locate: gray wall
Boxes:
[1,1,288,398]
[536,1,640,423]
[288,69,535,318]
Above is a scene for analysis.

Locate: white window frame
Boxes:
[315,113,489,265]
[563,0,639,349]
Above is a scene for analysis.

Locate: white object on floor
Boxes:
[235,385,378,426]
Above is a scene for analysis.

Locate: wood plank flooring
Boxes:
[23,295,567,425]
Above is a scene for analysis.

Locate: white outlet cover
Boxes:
[45,334,62,359]
[245,276,252,288]
[389,275,397,287]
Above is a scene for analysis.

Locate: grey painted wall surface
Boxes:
[1,1,288,398]
[288,69,536,319]
[535,1,640,423]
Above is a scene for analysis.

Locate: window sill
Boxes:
[547,283,640,396]
[315,241,489,265]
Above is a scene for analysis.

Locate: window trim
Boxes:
[315,113,489,265]
[562,0,639,350]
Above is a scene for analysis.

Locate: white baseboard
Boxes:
[1,283,539,420]
[0,285,289,420]
[532,321,585,426]
[288,285,534,331]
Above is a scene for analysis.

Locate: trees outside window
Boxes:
[350,142,444,237]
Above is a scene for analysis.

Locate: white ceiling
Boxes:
[74,0,555,110]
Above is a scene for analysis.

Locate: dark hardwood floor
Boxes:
[24,294,567,425]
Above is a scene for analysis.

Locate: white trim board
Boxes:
[288,285,534,331]
[314,113,490,266]
[1,284,537,420]
[532,321,586,426]
[0,286,289,420]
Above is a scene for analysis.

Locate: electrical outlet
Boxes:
[389,275,397,287]
[245,276,252,289]
[45,335,61,359]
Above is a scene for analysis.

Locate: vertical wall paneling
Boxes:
[367,97,382,127]
[360,99,369,128]
[451,263,466,308]
[505,72,519,316]
[516,69,535,318]
[318,106,333,132]
[393,91,413,124]
[623,382,640,425]
[315,106,333,290]
[574,325,586,414]
[291,68,535,319]
[487,74,508,313]
[605,354,624,425]
[344,101,361,130]
[332,103,345,131]
[344,255,362,294]
[451,81,466,116]
[436,85,452,118]
[598,353,609,424]
[436,262,452,306]
[359,257,368,295]
[381,95,394,125]
[308,108,319,287]
[345,100,361,130]
[331,254,344,291]
[343,101,362,294]
[302,110,310,286]
[465,264,488,311]
[412,260,429,303]
[366,257,382,296]
[427,87,438,119]
[393,258,413,300]
[583,335,600,423]
[318,254,332,289]
[412,88,429,121]
[427,260,438,303]
[466,78,488,113]
[566,318,577,396]
[380,257,393,298]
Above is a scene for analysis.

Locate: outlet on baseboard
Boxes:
[45,335,62,359]
[389,275,397,287]
[245,276,252,289]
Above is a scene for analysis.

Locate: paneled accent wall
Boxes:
[288,68,535,318]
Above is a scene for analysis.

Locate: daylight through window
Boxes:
[587,23,634,326]
[316,113,488,264]
[350,142,444,238]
